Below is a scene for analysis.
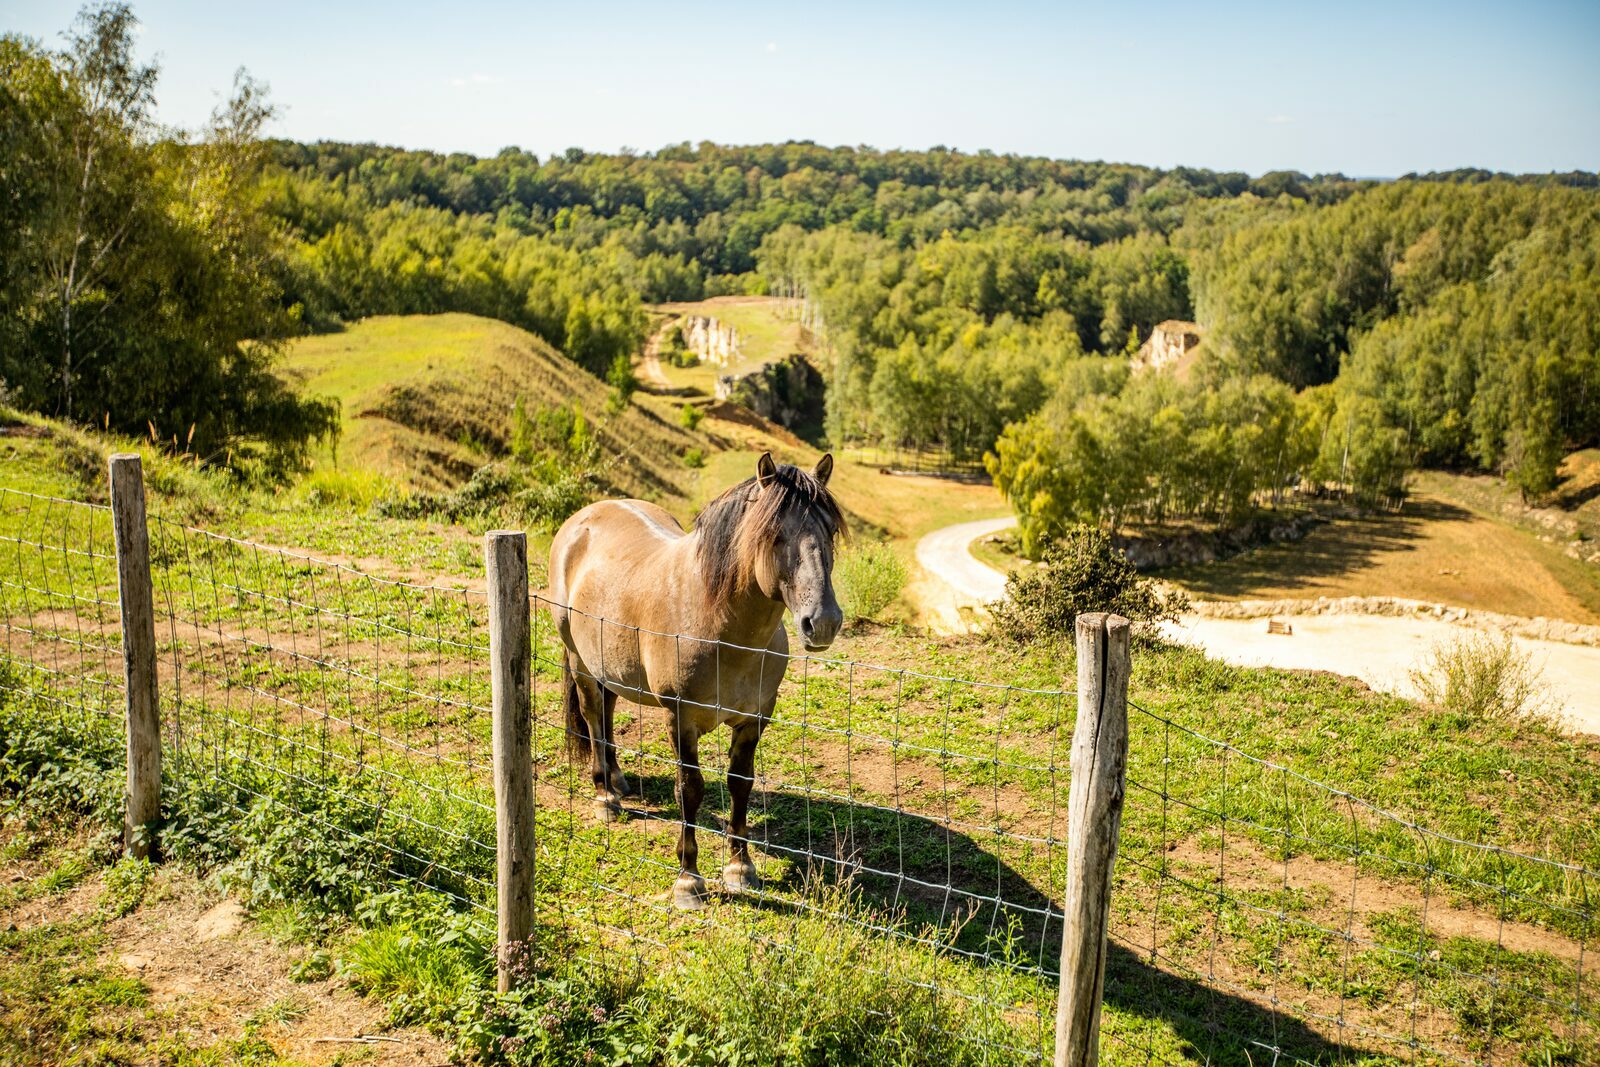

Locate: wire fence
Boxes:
[0,478,1595,1065]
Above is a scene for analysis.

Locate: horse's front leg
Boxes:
[669,707,708,910]
[722,717,764,893]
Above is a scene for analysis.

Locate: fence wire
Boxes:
[0,488,123,722]
[528,594,1074,1062]
[1105,700,1596,1066]
[0,487,1595,1065]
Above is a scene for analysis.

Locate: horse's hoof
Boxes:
[721,862,763,894]
[672,875,709,911]
[593,798,622,824]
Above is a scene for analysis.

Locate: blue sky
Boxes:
[7,0,1598,175]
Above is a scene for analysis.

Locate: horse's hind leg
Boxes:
[722,717,764,894]
[669,707,708,910]
[575,668,622,822]
[601,687,632,798]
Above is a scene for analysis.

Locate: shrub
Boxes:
[681,446,705,469]
[604,354,636,414]
[835,541,908,622]
[1410,631,1554,725]
[678,403,704,430]
[989,524,1188,643]
[298,467,400,510]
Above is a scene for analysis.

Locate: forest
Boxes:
[3,4,1597,543]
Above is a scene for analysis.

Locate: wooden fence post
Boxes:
[1055,612,1132,1067]
[110,454,160,859]
[486,530,534,992]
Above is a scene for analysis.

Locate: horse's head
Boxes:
[697,452,844,651]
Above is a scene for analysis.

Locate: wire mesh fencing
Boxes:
[0,487,124,724]
[1,473,1596,1065]
[1103,700,1596,1066]
[525,594,1076,1061]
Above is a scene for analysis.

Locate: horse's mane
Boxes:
[694,463,843,613]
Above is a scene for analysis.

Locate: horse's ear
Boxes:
[755,452,777,489]
[813,453,833,486]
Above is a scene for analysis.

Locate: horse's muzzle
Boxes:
[798,606,843,651]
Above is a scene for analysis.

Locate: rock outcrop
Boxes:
[681,316,741,367]
[1112,511,1325,570]
[1133,320,1202,374]
[715,354,825,443]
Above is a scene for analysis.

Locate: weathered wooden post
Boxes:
[486,530,535,992]
[1055,612,1132,1067]
[110,454,160,859]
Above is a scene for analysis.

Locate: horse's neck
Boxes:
[679,529,786,646]
[713,585,787,647]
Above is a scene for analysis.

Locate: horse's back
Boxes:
[548,499,694,666]
[550,499,686,599]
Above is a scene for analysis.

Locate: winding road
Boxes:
[912,515,1017,633]
[913,515,1600,734]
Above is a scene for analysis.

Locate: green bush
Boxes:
[678,403,704,430]
[1410,631,1554,726]
[681,446,705,469]
[605,355,637,414]
[989,524,1188,643]
[835,541,908,622]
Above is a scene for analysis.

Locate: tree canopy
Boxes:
[1,5,337,474]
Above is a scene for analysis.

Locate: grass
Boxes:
[1416,451,1600,552]
[281,313,706,502]
[4,387,1599,1062]
[3,463,1597,1065]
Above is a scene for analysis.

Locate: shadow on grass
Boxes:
[1155,498,1474,600]
[610,769,1382,1065]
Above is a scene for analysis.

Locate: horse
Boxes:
[547,452,844,910]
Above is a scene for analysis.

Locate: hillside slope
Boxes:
[282,314,703,503]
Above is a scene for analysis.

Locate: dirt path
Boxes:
[912,516,1016,632]
[1159,613,1600,735]
[636,320,676,391]
[917,515,1600,733]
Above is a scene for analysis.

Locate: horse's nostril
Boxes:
[800,617,815,637]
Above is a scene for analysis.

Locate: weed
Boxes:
[100,856,154,917]
[289,949,334,983]
[991,525,1188,643]
[681,446,705,469]
[835,540,909,621]
[678,403,703,431]
[1410,631,1556,726]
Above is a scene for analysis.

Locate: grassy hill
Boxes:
[1159,489,1600,624]
[282,314,704,503]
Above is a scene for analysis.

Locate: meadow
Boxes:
[2,406,1596,1065]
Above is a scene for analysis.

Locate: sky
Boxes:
[6,0,1598,176]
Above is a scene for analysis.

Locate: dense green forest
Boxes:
[258,135,1598,541]
[4,4,1597,534]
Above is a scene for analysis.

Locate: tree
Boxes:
[43,3,157,418]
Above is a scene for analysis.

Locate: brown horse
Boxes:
[548,453,843,909]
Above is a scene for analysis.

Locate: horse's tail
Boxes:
[563,648,591,762]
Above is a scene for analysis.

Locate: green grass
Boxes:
[2,423,1597,1064]
[281,313,707,502]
